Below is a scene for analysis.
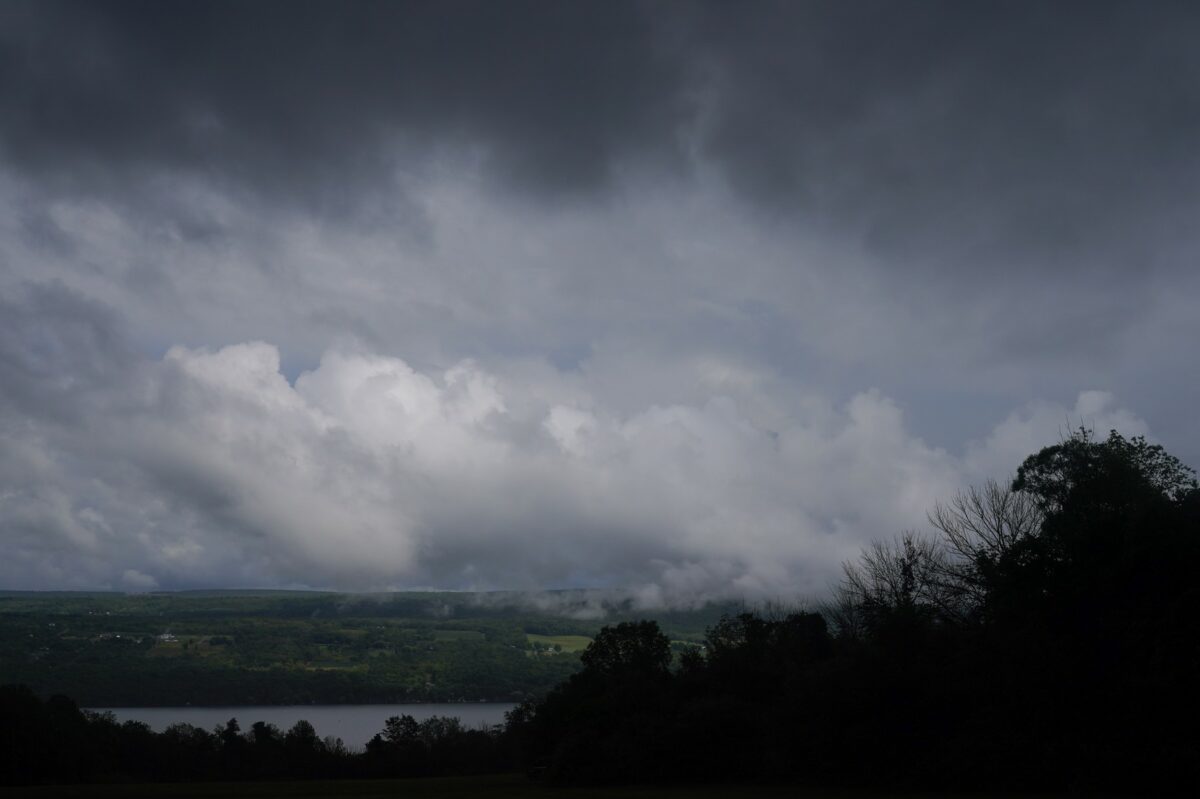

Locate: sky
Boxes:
[1,0,1198,601]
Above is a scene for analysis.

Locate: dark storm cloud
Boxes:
[690,1,1200,274]
[0,0,692,209]
[4,0,1200,259]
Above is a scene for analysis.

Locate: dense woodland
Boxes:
[3,429,1198,791]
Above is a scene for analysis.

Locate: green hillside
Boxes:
[0,591,736,706]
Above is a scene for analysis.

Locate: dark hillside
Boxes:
[0,591,739,706]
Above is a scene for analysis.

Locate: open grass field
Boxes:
[0,775,1098,799]
[526,633,593,652]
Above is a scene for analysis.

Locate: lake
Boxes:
[88,703,518,748]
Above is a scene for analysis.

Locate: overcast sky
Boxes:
[1,0,1197,600]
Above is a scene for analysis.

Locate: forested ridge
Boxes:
[3,429,1198,791]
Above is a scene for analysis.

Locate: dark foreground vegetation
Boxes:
[3,430,1197,793]
[511,430,1199,793]
[0,774,1086,799]
[0,685,512,783]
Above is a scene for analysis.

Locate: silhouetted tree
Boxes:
[382,714,420,744]
[0,684,50,784]
[928,479,1043,614]
[837,532,954,642]
[218,717,246,777]
[1014,428,1197,513]
[579,621,671,679]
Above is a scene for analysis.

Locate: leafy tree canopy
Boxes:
[1013,428,1197,513]
[578,621,670,678]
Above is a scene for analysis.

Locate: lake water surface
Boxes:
[89,703,517,748]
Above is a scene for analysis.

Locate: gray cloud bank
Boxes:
[0,282,1152,596]
[1,1,1197,598]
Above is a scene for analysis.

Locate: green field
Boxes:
[525,633,593,653]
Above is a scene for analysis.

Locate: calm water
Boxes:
[88,703,517,748]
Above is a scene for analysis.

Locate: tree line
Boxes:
[0,685,512,784]
[3,429,1197,790]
